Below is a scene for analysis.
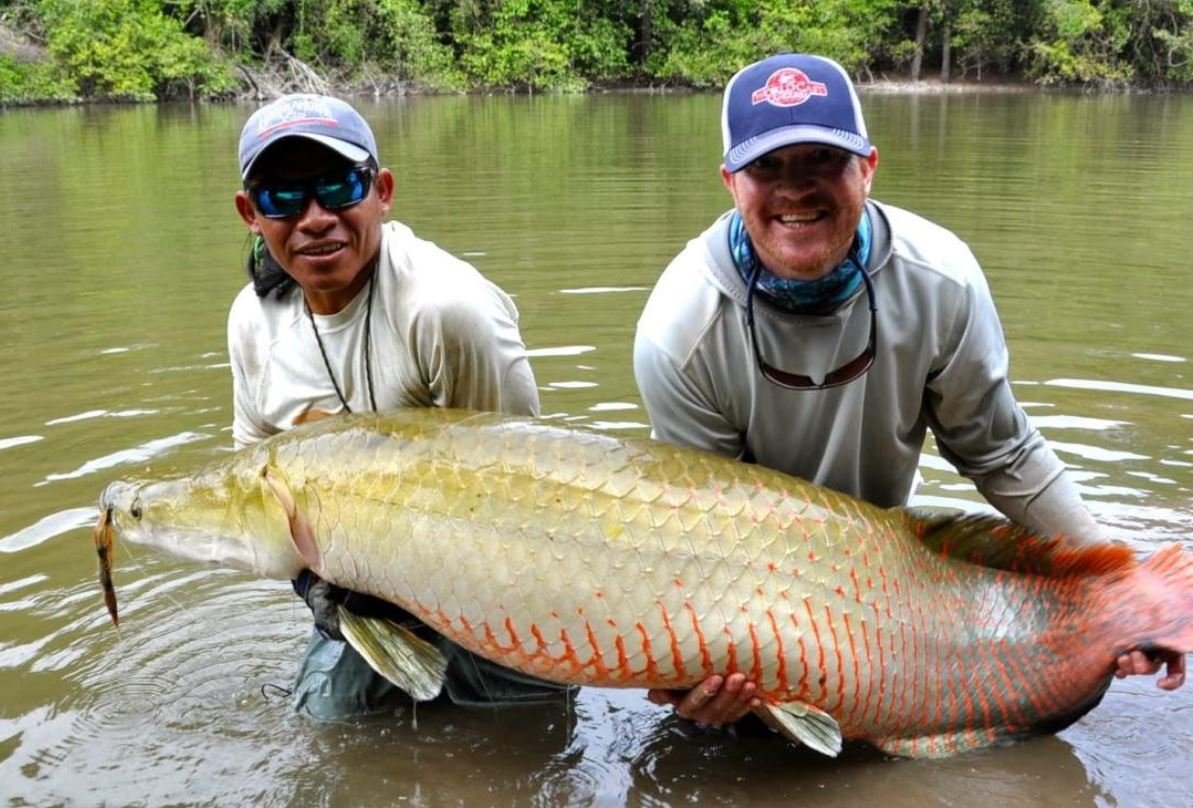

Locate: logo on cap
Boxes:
[750,68,828,108]
[254,96,339,138]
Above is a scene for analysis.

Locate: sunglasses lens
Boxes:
[252,185,306,218]
[314,168,370,210]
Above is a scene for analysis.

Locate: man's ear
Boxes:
[374,168,395,216]
[860,148,879,195]
[234,191,262,233]
[719,164,738,205]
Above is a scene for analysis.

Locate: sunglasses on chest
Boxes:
[247,163,375,219]
[744,262,878,391]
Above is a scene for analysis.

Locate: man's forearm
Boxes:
[975,449,1104,545]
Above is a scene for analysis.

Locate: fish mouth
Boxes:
[99,480,139,515]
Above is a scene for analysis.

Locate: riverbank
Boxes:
[0,18,1155,108]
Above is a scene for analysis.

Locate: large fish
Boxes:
[93,409,1193,758]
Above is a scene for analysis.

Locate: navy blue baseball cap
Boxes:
[238,93,379,179]
[721,54,873,172]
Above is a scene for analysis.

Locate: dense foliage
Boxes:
[3,0,1193,103]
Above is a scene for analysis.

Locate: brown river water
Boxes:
[0,92,1191,807]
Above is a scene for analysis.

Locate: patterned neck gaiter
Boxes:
[729,208,872,315]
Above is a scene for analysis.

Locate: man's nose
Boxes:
[774,166,818,193]
[293,197,338,230]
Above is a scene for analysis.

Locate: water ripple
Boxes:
[1046,378,1193,402]
[38,430,212,485]
[0,568,312,806]
[0,507,96,554]
[0,435,43,451]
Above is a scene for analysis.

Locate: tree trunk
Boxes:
[911,1,930,81]
[639,0,653,69]
[941,20,951,82]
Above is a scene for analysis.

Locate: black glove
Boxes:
[292,570,422,642]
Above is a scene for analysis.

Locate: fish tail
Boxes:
[1118,543,1193,654]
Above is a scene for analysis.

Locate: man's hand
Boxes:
[292,569,348,641]
[647,673,760,725]
[292,570,416,642]
[1115,648,1187,690]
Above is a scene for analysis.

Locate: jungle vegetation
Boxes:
[3,0,1193,104]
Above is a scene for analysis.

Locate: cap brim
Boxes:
[241,133,373,179]
[725,125,872,172]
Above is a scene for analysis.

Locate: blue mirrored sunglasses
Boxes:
[247,164,375,219]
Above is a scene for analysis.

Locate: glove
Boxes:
[292,570,421,641]
[292,570,345,640]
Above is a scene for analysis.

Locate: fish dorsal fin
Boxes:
[754,700,843,757]
[903,508,1134,576]
[338,608,448,702]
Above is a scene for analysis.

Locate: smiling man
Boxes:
[633,53,1184,728]
[229,94,569,720]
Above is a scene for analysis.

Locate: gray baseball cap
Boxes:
[238,93,379,179]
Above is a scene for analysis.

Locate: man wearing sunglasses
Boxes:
[633,53,1185,728]
[228,94,569,720]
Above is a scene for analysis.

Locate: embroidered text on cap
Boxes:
[751,69,828,108]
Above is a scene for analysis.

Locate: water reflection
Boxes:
[1,92,1191,806]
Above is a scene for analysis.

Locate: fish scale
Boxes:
[96,408,1193,758]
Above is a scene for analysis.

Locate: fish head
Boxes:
[98,463,306,580]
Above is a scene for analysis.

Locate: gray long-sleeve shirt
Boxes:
[634,201,1101,544]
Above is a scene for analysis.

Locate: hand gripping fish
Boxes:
[92,409,1193,758]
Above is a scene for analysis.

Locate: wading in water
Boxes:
[89,70,1191,760]
[228,93,570,718]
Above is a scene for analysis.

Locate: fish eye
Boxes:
[130,502,142,520]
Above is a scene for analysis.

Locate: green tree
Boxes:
[949,0,1029,80]
[173,0,291,53]
[653,0,901,87]
[456,0,629,91]
[39,0,234,100]
[1026,0,1133,85]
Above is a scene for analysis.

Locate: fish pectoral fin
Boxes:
[261,466,321,570]
[338,607,447,702]
[755,700,843,757]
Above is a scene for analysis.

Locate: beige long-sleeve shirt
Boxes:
[228,220,539,448]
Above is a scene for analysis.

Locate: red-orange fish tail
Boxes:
[1121,543,1193,655]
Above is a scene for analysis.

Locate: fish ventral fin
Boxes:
[755,700,842,757]
[338,607,447,702]
[872,728,1005,759]
[904,508,1134,576]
